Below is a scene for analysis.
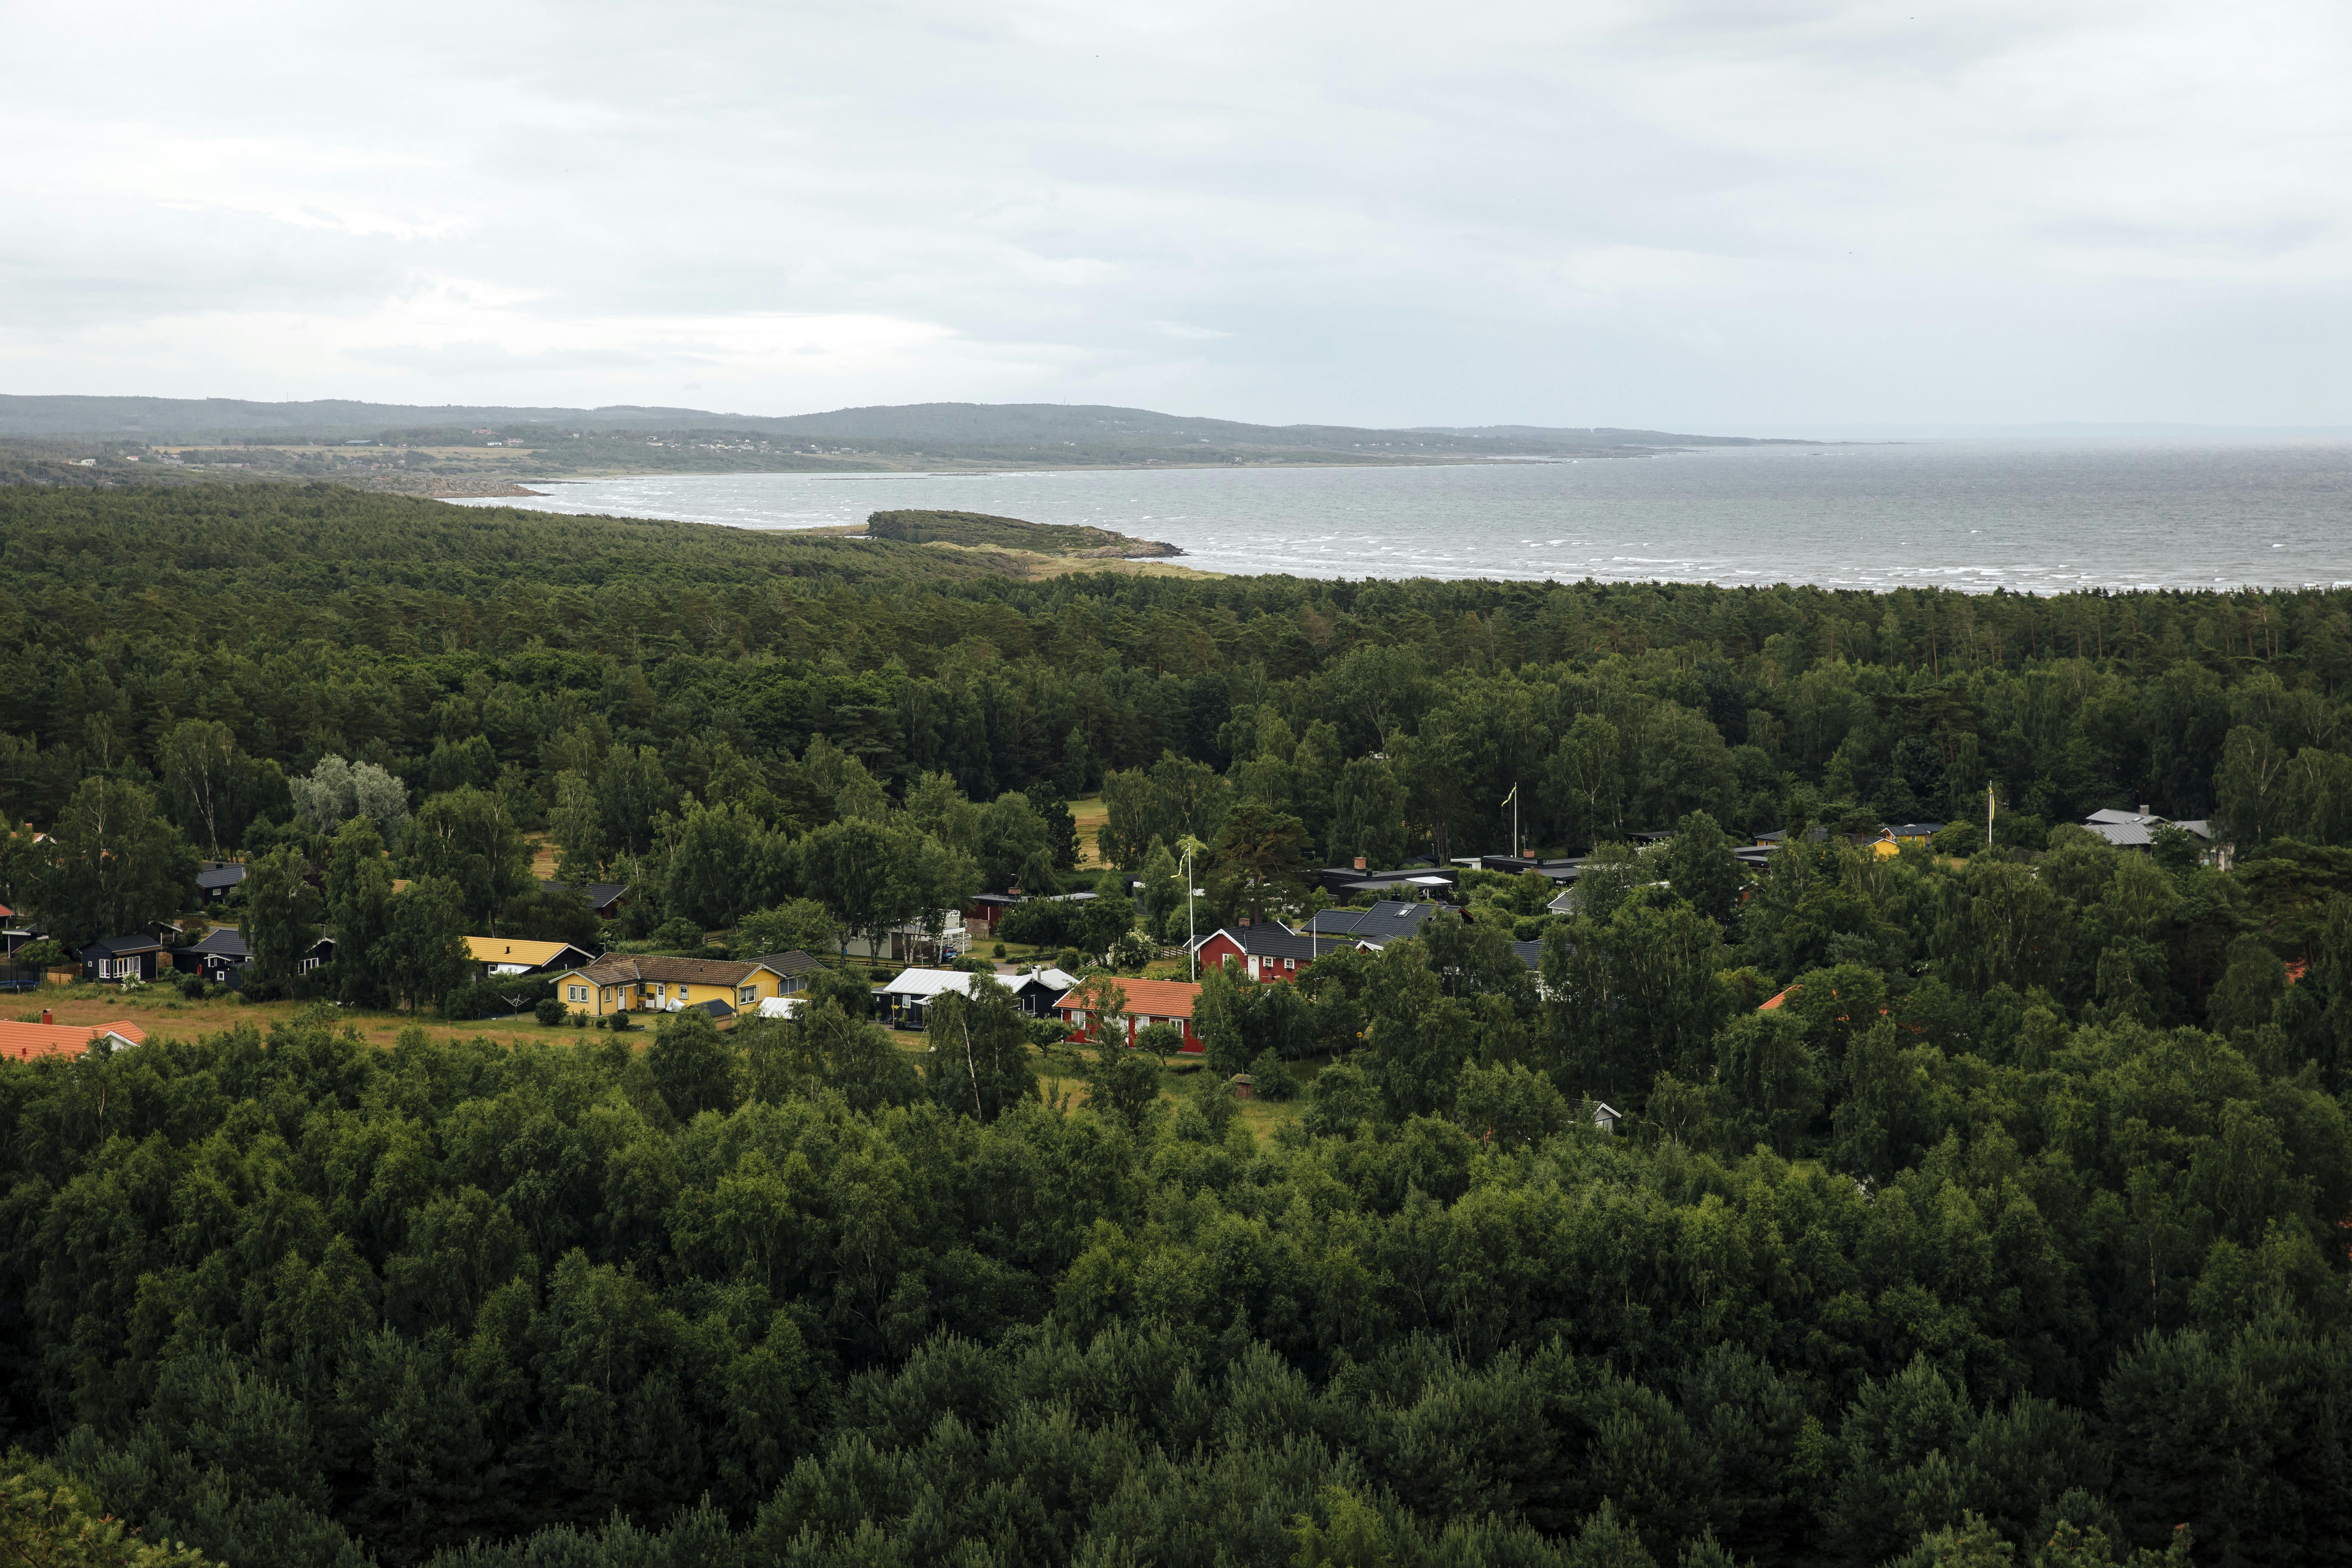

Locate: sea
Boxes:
[447,438,2352,593]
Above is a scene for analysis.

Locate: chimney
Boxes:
[2139,804,2150,817]
[1353,856,1367,870]
[41,1009,52,1026]
[1238,916,1251,927]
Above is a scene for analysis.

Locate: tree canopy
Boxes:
[3,484,2352,1565]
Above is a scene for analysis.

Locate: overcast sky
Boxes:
[5,0,2348,430]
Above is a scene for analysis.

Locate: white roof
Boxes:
[1014,967,1080,989]
[2081,811,2212,847]
[757,995,804,1019]
[875,967,985,1001]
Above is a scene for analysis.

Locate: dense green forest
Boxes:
[3,482,2351,1567]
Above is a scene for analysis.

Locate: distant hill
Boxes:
[0,394,1786,455]
[0,396,708,440]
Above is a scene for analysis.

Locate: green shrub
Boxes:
[1248,1047,1299,1101]
[533,997,567,1026]
[443,977,556,1021]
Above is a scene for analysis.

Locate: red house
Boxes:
[1055,977,1204,1052]
[964,892,1022,939]
[1189,920,1380,983]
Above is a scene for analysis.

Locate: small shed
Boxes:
[1590,1100,1622,1135]
[1228,1073,1254,1101]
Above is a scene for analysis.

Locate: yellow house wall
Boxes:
[558,967,787,1018]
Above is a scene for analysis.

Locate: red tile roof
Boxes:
[0,1019,146,1061]
[1054,977,1202,1020]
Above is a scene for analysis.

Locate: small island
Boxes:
[862,507,1184,559]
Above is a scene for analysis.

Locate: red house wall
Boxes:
[1057,1010,1203,1052]
[1193,931,1307,983]
[1195,932,1247,972]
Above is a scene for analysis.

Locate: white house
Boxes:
[873,966,994,1029]
[839,910,970,965]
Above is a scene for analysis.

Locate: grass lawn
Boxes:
[23,980,1317,1146]
[16,982,610,1053]
[1068,795,1107,866]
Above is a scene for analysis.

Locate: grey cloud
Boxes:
[0,0,2346,425]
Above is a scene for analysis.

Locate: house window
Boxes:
[568,985,587,1002]
[738,986,757,1005]
[677,986,690,1001]
[1284,958,1296,971]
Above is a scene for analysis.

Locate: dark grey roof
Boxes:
[195,864,247,891]
[690,999,736,1020]
[748,950,826,975]
[1512,940,1545,971]
[542,880,629,906]
[82,934,164,957]
[1307,900,1441,937]
[1198,923,1330,961]
[186,928,251,957]
[1884,822,1945,837]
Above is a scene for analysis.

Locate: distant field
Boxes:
[21,985,593,1053]
[1068,794,1107,865]
[20,980,1308,1143]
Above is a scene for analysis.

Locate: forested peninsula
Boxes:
[1,482,2348,1568]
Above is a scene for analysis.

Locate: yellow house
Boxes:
[547,951,827,1022]
[1873,821,1945,857]
[466,937,601,976]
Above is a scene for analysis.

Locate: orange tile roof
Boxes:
[0,1019,146,1062]
[1054,977,1202,1020]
